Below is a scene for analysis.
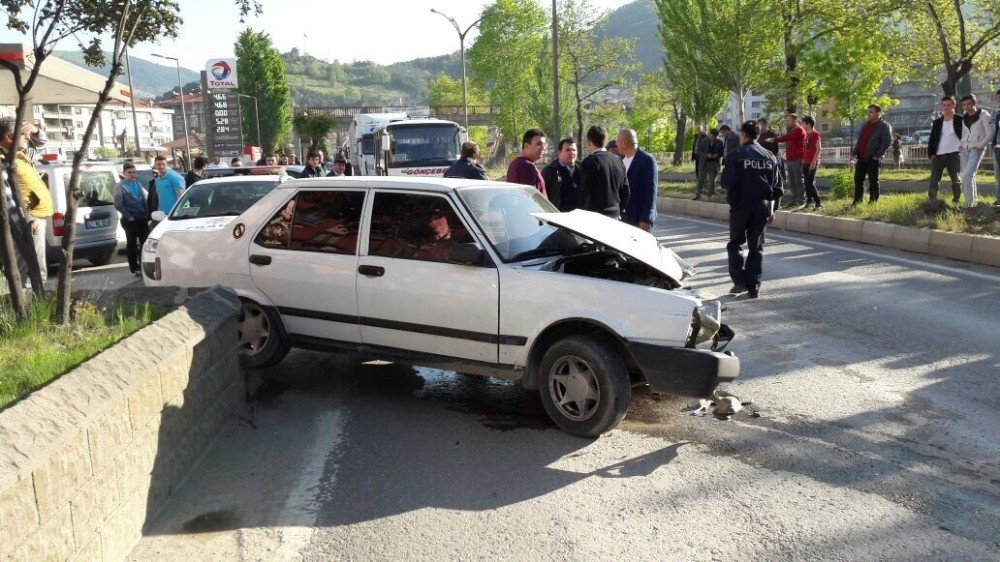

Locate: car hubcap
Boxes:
[548,355,600,422]
[238,303,270,356]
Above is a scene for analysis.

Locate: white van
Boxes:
[35,161,121,266]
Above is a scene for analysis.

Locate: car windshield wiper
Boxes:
[509,247,565,262]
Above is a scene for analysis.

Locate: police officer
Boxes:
[721,120,784,299]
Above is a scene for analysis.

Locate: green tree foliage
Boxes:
[558,0,639,150]
[293,112,338,153]
[468,0,552,147]
[806,30,898,140]
[427,73,490,148]
[235,28,293,153]
[758,0,901,113]
[894,0,1000,96]
[656,0,777,125]
[627,73,677,153]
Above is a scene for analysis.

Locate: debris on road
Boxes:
[688,390,760,421]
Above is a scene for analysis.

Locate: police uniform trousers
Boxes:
[727,201,770,291]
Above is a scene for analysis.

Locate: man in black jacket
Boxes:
[541,138,581,211]
[185,156,207,188]
[444,142,488,180]
[578,126,629,218]
[722,120,783,299]
[927,95,963,202]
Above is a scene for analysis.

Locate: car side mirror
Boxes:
[151,210,167,222]
[448,243,485,266]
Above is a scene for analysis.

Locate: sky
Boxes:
[0,0,636,72]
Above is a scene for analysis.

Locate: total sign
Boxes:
[206,58,238,89]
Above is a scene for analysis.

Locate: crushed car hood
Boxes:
[530,209,692,284]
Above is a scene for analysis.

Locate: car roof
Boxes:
[279,176,512,193]
[193,174,288,185]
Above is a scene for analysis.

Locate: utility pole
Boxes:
[552,0,560,143]
[238,93,262,149]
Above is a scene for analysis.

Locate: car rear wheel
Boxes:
[238,300,289,368]
[538,335,630,437]
[88,251,114,266]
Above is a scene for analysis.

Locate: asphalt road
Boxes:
[128,214,999,561]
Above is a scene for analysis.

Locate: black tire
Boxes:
[538,335,631,437]
[88,252,114,266]
[238,300,290,368]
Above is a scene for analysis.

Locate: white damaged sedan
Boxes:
[143,177,738,436]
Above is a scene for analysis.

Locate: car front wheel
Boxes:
[238,300,290,368]
[538,335,631,437]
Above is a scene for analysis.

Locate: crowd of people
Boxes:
[443,125,659,231]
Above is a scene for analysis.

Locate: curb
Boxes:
[656,196,1000,268]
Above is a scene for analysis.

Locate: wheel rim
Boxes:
[238,302,270,357]
[548,355,601,422]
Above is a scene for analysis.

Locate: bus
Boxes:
[373,119,468,177]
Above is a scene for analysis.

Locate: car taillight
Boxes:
[52,212,64,236]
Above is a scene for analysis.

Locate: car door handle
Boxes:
[358,265,385,277]
[249,254,272,266]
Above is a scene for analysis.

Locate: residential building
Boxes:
[155,93,207,141]
[715,91,770,127]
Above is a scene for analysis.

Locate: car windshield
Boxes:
[65,170,115,207]
[169,180,280,220]
[361,134,375,155]
[388,124,460,167]
[457,185,584,263]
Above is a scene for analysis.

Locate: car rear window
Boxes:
[170,180,280,220]
[64,170,116,207]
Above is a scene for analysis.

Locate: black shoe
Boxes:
[850,200,861,207]
[693,195,702,200]
[728,284,748,294]
[813,203,823,210]
[868,199,878,204]
[746,290,759,299]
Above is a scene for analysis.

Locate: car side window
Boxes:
[255,190,365,254]
[368,192,473,263]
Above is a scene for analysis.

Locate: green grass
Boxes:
[659,162,994,183]
[658,177,999,236]
[0,297,160,410]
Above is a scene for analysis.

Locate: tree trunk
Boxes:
[574,76,584,153]
[784,29,798,113]
[0,177,28,316]
[56,61,124,323]
[671,106,687,166]
[734,85,746,125]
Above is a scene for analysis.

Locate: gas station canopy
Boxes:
[0,44,132,105]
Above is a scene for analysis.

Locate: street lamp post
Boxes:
[152,53,191,168]
[237,93,262,149]
[430,8,483,129]
[124,46,141,154]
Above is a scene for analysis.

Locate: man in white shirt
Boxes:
[927,95,963,202]
[207,155,229,169]
[959,94,991,207]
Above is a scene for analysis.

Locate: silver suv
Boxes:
[35,161,121,266]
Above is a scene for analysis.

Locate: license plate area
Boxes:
[85,218,111,230]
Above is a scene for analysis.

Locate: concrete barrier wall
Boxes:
[657,196,1000,268]
[0,286,243,562]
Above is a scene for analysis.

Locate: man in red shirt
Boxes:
[506,129,547,198]
[774,113,806,207]
[802,116,822,209]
